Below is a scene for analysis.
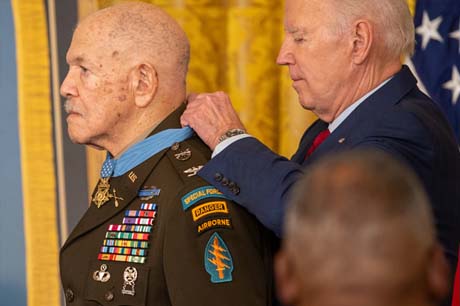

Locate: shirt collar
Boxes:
[328,77,393,132]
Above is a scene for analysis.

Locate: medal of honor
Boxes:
[92,178,124,208]
[93,178,111,208]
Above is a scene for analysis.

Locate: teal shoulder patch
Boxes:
[204,232,233,283]
[181,186,227,210]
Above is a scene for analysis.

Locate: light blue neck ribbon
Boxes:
[100,127,194,178]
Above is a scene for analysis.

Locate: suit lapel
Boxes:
[306,66,418,163]
[291,120,328,163]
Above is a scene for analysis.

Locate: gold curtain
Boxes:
[82,0,315,193]
[12,1,60,306]
[81,0,415,194]
[407,0,416,15]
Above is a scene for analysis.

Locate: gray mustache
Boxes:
[64,100,77,114]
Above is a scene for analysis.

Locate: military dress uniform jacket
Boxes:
[60,107,276,306]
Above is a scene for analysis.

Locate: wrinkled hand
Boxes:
[181,91,245,151]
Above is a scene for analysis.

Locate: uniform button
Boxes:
[214,173,223,182]
[221,177,229,186]
[228,181,236,189]
[104,291,114,302]
[232,187,240,195]
[65,288,75,303]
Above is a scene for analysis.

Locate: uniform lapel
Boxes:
[61,149,168,251]
[62,104,186,251]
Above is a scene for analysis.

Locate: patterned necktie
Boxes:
[305,129,331,159]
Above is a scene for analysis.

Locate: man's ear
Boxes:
[351,19,373,65]
[131,63,158,108]
[426,243,450,302]
[275,250,302,306]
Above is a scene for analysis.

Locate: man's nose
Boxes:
[276,40,295,66]
[60,70,77,98]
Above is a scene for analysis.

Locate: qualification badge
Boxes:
[93,264,111,282]
[122,267,138,296]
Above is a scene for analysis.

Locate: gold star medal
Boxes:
[92,177,112,208]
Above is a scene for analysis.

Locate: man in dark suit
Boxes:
[59,2,275,305]
[181,0,460,296]
[276,150,450,306]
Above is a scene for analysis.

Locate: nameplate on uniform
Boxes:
[191,201,228,221]
[181,186,228,210]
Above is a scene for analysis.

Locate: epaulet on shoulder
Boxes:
[165,136,212,182]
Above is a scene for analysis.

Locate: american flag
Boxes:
[411,0,460,144]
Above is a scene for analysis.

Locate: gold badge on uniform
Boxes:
[93,178,111,208]
[128,171,138,183]
[92,178,124,208]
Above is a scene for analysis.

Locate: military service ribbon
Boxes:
[107,224,152,233]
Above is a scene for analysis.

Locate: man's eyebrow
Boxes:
[67,55,85,65]
[285,27,303,34]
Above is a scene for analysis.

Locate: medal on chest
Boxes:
[92,178,124,208]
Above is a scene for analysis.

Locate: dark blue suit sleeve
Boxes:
[198,137,303,237]
[354,107,460,272]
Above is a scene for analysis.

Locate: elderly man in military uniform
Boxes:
[59,2,275,305]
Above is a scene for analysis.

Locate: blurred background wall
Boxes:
[1,0,459,306]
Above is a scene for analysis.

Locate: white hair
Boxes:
[330,0,415,58]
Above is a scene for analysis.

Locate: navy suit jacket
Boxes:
[199,66,460,272]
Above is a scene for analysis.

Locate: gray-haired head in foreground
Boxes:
[282,149,444,305]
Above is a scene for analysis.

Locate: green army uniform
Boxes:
[60,106,276,306]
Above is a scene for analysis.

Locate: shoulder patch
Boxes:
[192,201,228,221]
[205,232,233,283]
[181,186,228,210]
[197,217,232,235]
